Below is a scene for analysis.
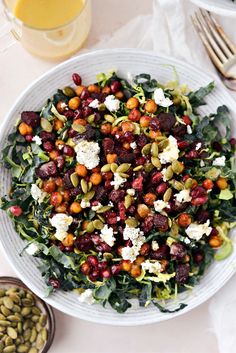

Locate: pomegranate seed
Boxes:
[43,141,54,152]
[58,243,65,252]
[101,268,111,279]
[178,141,189,150]
[98,261,108,270]
[25,135,33,142]
[80,262,91,275]
[64,110,74,119]
[210,228,219,237]
[156,182,168,195]
[82,106,93,117]
[136,157,146,165]
[87,255,99,267]
[193,251,204,264]
[63,145,74,157]
[182,115,192,125]
[110,80,121,93]
[111,264,121,275]
[89,270,100,282]
[80,88,89,100]
[202,179,214,190]
[191,195,208,206]
[185,150,198,159]
[48,278,61,289]
[72,73,82,86]
[9,206,22,217]
[182,174,190,182]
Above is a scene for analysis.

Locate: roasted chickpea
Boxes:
[102,86,111,94]
[134,256,145,266]
[55,202,68,213]
[140,115,151,127]
[50,191,63,207]
[88,84,100,93]
[149,130,161,139]
[82,220,89,230]
[202,178,214,190]
[106,154,117,164]
[137,204,149,218]
[62,233,74,247]
[115,91,124,100]
[209,235,223,248]
[178,213,191,227]
[100,123,112,135]
[144,193,156,206]
[75,85,85,96]
[55,177,64,187]
[121,259,132,272]
[216,177,228,190]
[49,150,60,160]
[56,101,67,114]
[69,202,82,214]
[123,142,130,150]
[53,119,64,131]
[18,122,32,136]
[128,108,141,122]
[43,180,56,193]
[73,118,87,126]
[68,97,81,110]
[140,243,150,256]
[130,265,141,278]
[144,99,157,113]
[121,121,135,133]
[126,97,139,110]
[75,164,88,177]
[63,190,71,202]
[90,172,102,185]
[55,140,65,149]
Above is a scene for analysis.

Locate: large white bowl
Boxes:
[0,49,236,326]
[190,0,236,17]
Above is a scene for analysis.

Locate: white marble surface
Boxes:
[0,0,228,352]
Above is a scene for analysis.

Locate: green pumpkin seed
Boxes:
[133,165,143,172]
[163,188,172,202]
[96,206,112,213]
[101,164,111,172]
[83,190,95,201]
[184,178,193,189]
[98,103,106,111]
[125,218,138,228]
[12,305,20,314]
[0,314,5,321]
[6,328,17,340]
[22,320,30,331]
[164,166,173,180]
[97,214,105,222]
[0,321,10,327]
[35,323,41,333]
[28,348,37,353]
[158,139,168,151]
[3,345,16,353]
[124,195,132,209]
[104,114,115,123]
[171,160,183,175]
[17,344,29,353]
[118,172,129,178]
[87,181,93,191]
[23,328,31,342]
[87,114,95,124]
[38,315,47,327]
[141,143,151,156]
[41,328,47,342]
[86,222,95,233]
[0,291,5,298]
[0,341,4,350]
[71,123,86,133]
[116,163,131,173]
[70,172,79,187]
[22,298,33,307]
[103,253,113,261]
[31,316,39,323]
[81,179,88,194]
[1,306,10,317]
[5,336,13,346]
[31,307,41,316]
[36,334,44,350]
[17,323,22,335]
[0,327,6,333]
[93,220,104,230]
[144,163,154,173]
[172,180,184,191]
[40,118,53,133]
[9,295,20,305]
[63,86,75,97]
[173,96,181,105]
[18,290,25,299]
[3,298,13,310]
[151,142,159,157]
[151,157,161,169]
[110,163,118,173]
[21,308,31,317]
[29,328,37,344]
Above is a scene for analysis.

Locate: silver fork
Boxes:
[191,9,236,91]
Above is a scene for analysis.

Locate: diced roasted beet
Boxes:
[95,186,108,202]
[175,263,190,284]
[118,201,126,220]
[141,215,154,233]
[74,125,96,141]
[21,111,40,127]
[170,242,187,260]
[153,214,169,232]
[172,124,187,137]
[63,169,74,189]
[193,250,204,264]
[150,244,170,260]
[74,235,93,252]
[109,189,125,203]
[196,210,210,224]
[158,113,176,132]
[40,131,56,142]
[151,172,163,185]
[149,117,160,131]
[190,186,207,199]
[36,161,57,179]
[70,187,82,198]
[102,138,115,154]
[117,153,136,164]
[55,156,65,171]
[211,141,222,152]
[105,211,118,225]
[136,133,148,148]
[132,176,143,191]
[95,242,112,253]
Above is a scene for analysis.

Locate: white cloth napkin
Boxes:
[89,1,236,352]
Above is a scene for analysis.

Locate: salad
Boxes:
[1,71,236,313]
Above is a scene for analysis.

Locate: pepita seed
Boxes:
[98,103,106,111]
[0,291,5,298]
[158,139,168,151]
[23,329,31,342]
[164,166,173,180]
[21,299,33,307]
[5,336,13,346]
[133,165,143,171]
[96,206,111,213]
[36,334,44,350]
[21,308,31,317]
[31,316,39,323]
[12,306,20,314]
[110,163,118,173]
[9,295,20,305]
[38,315,47,327]
[40,118,53,133]
[7,328,17,340]
[83,190,95,201]
[29,328,37,344]
[151,142,159,157]
[81,179,88,194]
[163,188,172,202]
[28,348,37,353]
[17,344,29,353]
[124,195,132,209]
[172,180,184,191]
[93,220,104,230]
[41,328,47,342]
[101,164,111,173]
[87,114,95,124]
[104,114,115,123]
[118,172,129,178]
[1,306,10,317]
[31,307,41,316]
[70,172,79,187]
[141,143,151,156]
[103,253,113,261]
[71,123,86,133]
[151,157,161,169]
[35,323,41,333]
[144,163,154,173]
[63,86,75,97]
[0,327,6,333]
[17,323,22,335]
[3,298,13,310]
[3,345,16,353]
[125,218,138,228]
[116,163,131,173]
[0,341,4,350]
[171,160,184,175]
[0,321,10,327]
[86,222,95,233]
[0,314,5,320]
[184,178,193,189]
[87,181,93,191]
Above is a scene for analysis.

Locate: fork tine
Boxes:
[200,10,234,59]
[208,12,236,55]
[196,11,227,64]
[191,14,224,73]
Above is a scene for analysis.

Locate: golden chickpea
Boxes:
[56,101,67,114]
[121,121,135,133]
[106,154,117,164]
[216,177,228,190]
[121,259,132,272]
[68,96,81,110]
[134,256,145,266]
[90,172,102,185]
[55,140,65,149]
[73,118,87,126]
[115,91,124,100]
[100,123,112,135]
[50,191,63,207]
[75,164,88,177]
[69,202,82,214]
[43,180,56,193]
[53,119,64,131]
[209,235,223,248]
[130,265,141,278]
[88,84,100,93]
[123,142,130,150]
[55,202,68,213]
[143,193,157,206]
[49,150,60,160]
[102,86,111,94]
[149,130,161,140]
[144,99,158,114]
[62,233,74,247]
[75,85,85,96]
[137,204,149,218]
[126,97,139,110]
[140,115,151,128]
[18,122,33,136]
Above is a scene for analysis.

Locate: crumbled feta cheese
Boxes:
[104,95,120,112]
[151,240,159,251]
[81,199,90,208]
[161,168,167,182]
[117,217,121,221]
[74,140,100,170]
[111,173,127,190]
[121,246,140,263]
[91,202,102,211]
[159,135,179,164]
[130,142,137,149]
[50,213,73,241]
[89,99,100,109]
[200,160,205,167]
[78,289,95,305]
[153,88,173,107]
[183,237,191,244]
[108,201,114,207]
[154,200,169,213]
[121,225,145,262]
[175,189,192,203]
[195,142,202,150]
[123,225,144,242]
[100,224,116,247]
[185,220,212,241]
[30,184,47,204]
[26,243,39,255]
[32,135,42,145]
[187,125,192,134]
[212,156,226,167]
[127,188,135,196]
[141,260,161,274]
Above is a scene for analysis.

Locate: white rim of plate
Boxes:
[190,0,236,17]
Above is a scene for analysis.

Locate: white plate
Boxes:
[190,0,236,17]
[0,49,236,326]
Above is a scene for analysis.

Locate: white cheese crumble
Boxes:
[30,184,47,204]
[78,289,95,305]
[159,135,179,164]
[50,213,73,241]
[74,140,100,170]
[100,224,116,247]
[81,199,90,208]
[111,172,127,190]
[212,156,226,167]
[185,220,212,241]
[32,135,42,145]
[175,189,192,203]
[88,99,100,109]
[26,243,39,255]
[121,225,145,262]
[161,168,167,182]
[108,201,114,207]
[141,260,161,274]
[151,240,159,251]
[196,142,202,150]
[200,160,205,167]
[104,95,120,112]
[130,142,137,149]
[187,125,192,134]
[127,188,135,196]
[121,246,140,263]
[153,88,173,107]
[91,202,103,211]
[153,200,169,213]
